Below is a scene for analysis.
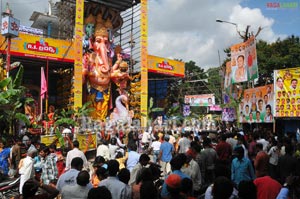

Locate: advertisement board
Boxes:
[148,55,185,77]
[274,68,300,117]
[239,84,274,123]
[0,33,74,62]
[185,94,215,107]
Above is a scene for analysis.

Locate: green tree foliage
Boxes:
[256,35,300,85]
[0,65,33,135]
[166,60,208,117]
[206,67,222,104]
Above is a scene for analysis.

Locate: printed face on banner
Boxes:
[230,36,258,83]
[185,94,215,107]
[238,84,274,123]
[274,68,300,117]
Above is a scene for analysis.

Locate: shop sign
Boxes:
[25,41,57,54]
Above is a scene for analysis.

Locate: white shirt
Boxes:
[151,141,161,151]
[96,144,110,161]
[141,132,150,144]
[257,138,269,152]
[168,135,176,145]
[65,148,88,170]
[268,146,279,165]
[19,156,35,194]
[108,144,119,160]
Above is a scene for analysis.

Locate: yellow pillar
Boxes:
[140,0,148,128]
[73,0,84,109]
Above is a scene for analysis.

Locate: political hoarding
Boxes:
[238,84,274,123]
[274,68,300,117]
[185,94,215,107]
[230,36,258,83]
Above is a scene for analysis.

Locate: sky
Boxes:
[6,0,300,70]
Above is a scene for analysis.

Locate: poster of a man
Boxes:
[230,36,258,83]
[233,55,248,83]
[290,79,298,90]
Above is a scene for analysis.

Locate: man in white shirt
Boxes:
[151,135,161,164]
[65,140,88,170]
[19,147,37,194]
[96,139,110,161]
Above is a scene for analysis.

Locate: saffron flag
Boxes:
[40,67,47,99]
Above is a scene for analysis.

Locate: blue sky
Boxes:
[241,0,300,36]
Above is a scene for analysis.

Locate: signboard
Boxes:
[239,84,274,123]
[148,55,185,77]
[1,16,20,37]
[0,33,74,62]
[274,67,300,117]
[76,132,97,152]
[230,36,258,83]
[185,94,215,107]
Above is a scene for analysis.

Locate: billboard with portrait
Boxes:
[238,84,274,123]
[230,36,258,83]
[185,94,215,107]
[274,68,300,117]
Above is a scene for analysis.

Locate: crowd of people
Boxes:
[0,123,299,199]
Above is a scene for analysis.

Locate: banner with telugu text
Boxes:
[274,67,300,117]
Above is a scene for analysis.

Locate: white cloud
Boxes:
[7,0,286,71]
[148,0,284,70]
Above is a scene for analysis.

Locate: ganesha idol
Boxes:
[82,8,131,122]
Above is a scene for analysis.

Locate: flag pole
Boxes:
[46,58,49,114]
[40,67,43,117]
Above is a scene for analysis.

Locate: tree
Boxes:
[0,65,33,135]
[166,60,208,117]
[256,35,300,86]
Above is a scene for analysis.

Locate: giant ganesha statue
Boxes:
[82,7,126,121]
